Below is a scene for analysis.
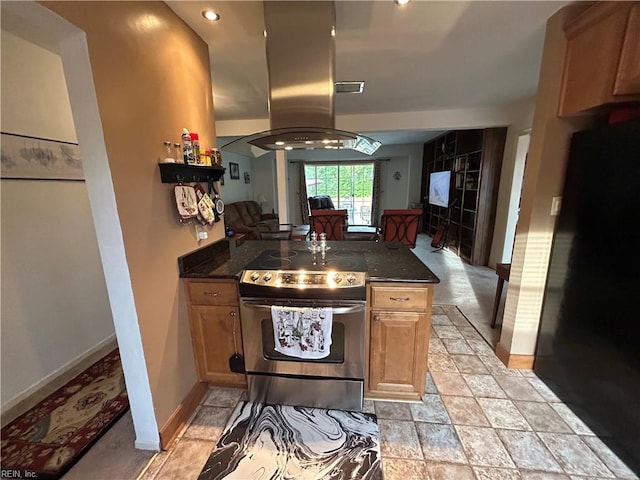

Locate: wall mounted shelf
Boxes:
[158,163,225,184]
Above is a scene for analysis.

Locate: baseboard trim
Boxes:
[495,343,535,369]
[159,381,208,451]
[365,390,422,402]
[1,334,118,427]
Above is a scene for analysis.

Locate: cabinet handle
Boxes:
[373,315,380,322]
[204,291,221,297]
[389,296,410,302]
[230,311,236,317]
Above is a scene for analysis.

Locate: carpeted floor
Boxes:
[197,401,382,480]
[1,349,128,480]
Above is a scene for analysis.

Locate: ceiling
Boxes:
[167,1,571,146]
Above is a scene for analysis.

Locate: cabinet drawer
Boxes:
[370,285,428,311]
[187,281,238,306]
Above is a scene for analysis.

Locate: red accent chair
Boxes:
[310,209,348,241]
[379,208,422,248]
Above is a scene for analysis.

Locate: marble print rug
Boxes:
[198,401,382,480]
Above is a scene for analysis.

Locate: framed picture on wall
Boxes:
[0,132,84,181]
[244,172,250,184]
[229,162,240,179]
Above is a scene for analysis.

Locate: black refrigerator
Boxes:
[535,118,640,473]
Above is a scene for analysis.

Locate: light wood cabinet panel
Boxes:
[186,280,238,306]
[614,4,640,95]
[560,2,640,116]
[370,285,429,311]
[369,312,425,394]
[367,283,432,401]
[189,305,246,387]
[185,279,246,387]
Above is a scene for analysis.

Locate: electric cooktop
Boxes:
[239,249,368,299]
[242,249,367,272]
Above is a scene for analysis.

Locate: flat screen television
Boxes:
[429,171,451,207]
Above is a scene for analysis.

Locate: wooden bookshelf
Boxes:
[420,128,507,266]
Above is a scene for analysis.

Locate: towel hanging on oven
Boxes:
[271,306,333,360]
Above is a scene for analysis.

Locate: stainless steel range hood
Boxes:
[221,1,381,158]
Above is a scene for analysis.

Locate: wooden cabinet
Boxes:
[422,128,506,266]
[184,279,246,387]
[559,2,640,117]
[366,283,432,401]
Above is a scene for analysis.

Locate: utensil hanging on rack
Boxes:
[229,311,245,373]
[209,179,225,223]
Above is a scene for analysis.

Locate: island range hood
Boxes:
[221,1,381,158]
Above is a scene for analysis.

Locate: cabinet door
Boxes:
[369,312,428,396]
[189,305,246,387]
[560,2,640,116]
[613,3,640,95]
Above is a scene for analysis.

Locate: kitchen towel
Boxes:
[271,306,332,359]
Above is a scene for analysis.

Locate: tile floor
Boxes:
[410,234,503,346]
[60,235,638,479]
[126,304,637,480]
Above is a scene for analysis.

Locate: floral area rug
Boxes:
[198,402,382,480]
[1,349,128,479]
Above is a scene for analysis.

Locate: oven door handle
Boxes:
[241,302,365,315]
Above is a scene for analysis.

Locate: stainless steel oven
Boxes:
[238,248,368,411]
[240,298,365,411]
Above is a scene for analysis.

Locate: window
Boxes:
[305,162,374,225]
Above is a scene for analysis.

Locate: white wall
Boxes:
[250,154,277,214]
[217,149,254,204]
[0,31,114,407]
[489,98,536,267]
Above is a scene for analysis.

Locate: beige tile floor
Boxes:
[411,234,504,346]
[126,305,638,480]
[60,235,638,479]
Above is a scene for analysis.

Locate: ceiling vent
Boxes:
[221,1,381,158]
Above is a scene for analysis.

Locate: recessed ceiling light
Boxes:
[275,141,285,146]
[284,146,293,151]
[202,10,220,21]
[394,0,411,5]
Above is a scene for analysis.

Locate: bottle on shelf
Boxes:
[201,150,211,166]
[211,148,222,166]
[173,143,184,163]
[191,132,201,164]
[162,141,175,163]
[181,128,195,164]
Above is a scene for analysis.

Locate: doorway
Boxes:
[1,1,158,449]
[503,132,530,262]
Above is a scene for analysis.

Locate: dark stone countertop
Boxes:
[179,239,440,284]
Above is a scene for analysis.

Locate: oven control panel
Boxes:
[240,270,366,289]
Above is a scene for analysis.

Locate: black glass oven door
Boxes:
[260,319,345,363]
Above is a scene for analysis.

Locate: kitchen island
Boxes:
[179,239,439,403]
